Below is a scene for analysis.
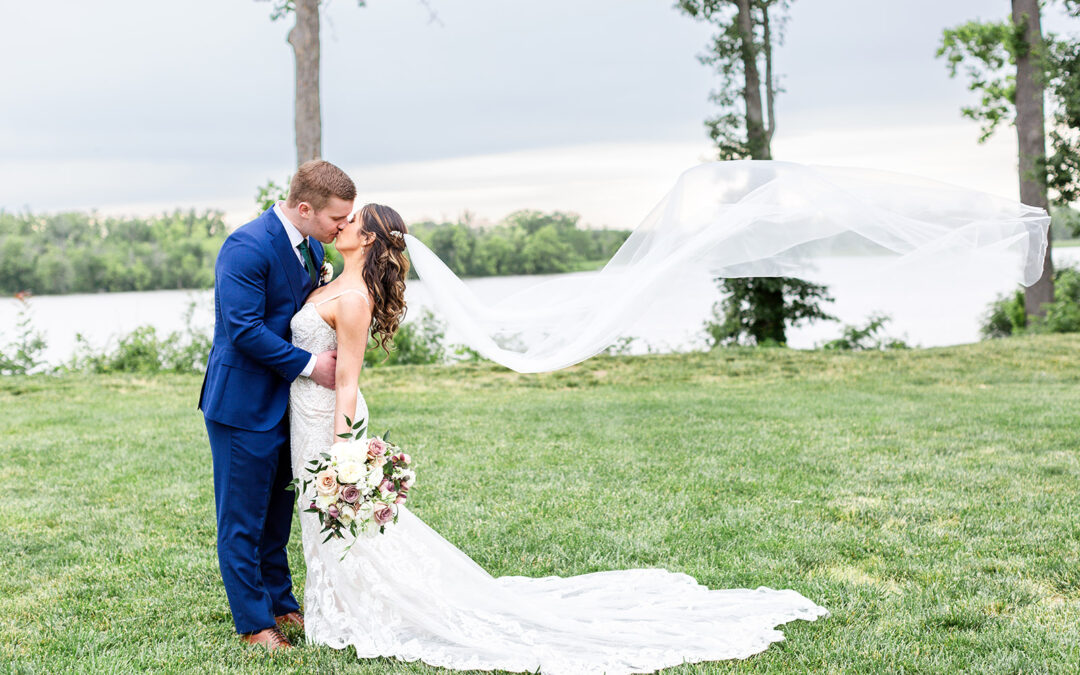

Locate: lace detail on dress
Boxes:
[289,302,827,674]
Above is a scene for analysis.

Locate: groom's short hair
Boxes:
[286,160,356,211]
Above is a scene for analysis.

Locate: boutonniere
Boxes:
[319,261,335,286]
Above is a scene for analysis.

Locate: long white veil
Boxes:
[403,160,1050,373]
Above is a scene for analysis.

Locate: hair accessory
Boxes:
[388,230,405,241]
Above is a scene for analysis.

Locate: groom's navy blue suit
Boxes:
[199,206,324,634]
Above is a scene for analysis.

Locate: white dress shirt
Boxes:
[273,202,319,379]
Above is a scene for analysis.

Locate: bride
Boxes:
[288,203,828,674]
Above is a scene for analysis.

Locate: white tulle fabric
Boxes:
[289,299,827,674]
[404,160,1051,373]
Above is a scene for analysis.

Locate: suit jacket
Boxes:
[198,207,325,431]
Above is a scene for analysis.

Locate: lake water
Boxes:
[4,248,1078,367]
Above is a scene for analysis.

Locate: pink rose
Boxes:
[373,503,394,525]
[327,505,340,519]
[314,470,339,497]
[378,478,394,496]
[340,484,360,504]
[367,438,388,460]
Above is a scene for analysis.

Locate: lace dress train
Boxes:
[289,294,827,674]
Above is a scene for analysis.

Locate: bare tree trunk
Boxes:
[735,0,769,159]
[762,2,776,153]
[1012,0,1053,315]
[289,0,321,165]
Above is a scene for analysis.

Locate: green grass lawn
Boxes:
[2,336,1079,674]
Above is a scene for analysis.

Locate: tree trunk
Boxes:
[735,0,769,160]
[289,0,322,165]
[762,2,776,151]
[1012,0,1053,315]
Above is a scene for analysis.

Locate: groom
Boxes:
[198,159,355,649]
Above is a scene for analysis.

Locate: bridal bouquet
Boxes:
[289,414,415,556]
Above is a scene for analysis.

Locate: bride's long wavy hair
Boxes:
[358,203,409,355]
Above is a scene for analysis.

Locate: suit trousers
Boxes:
[204,413,300,634]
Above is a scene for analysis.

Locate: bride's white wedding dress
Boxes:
[289,290,828,674]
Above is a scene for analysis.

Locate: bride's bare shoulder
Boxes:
[331,288,372,324]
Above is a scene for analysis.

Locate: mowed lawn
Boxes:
[1,336,1079,674]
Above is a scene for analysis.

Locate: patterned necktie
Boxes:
[297,239,318,286]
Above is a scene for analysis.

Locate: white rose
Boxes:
[355,502,375,522]
[315,493,336,510]
[338,461,366,484]
[332,440,366,464]
[365,467,384,488]
[338,504,356,523]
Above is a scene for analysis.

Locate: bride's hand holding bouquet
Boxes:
[289,414,415,557]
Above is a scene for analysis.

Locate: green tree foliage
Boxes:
[937,20,1023,143]
[0,210,226,295]
[937,3,1077,315]
[703,277,835,347]
[982,264,1080,337]
[1044,34,1080,204]
[936,10,1080,202]
[407,211,630,278]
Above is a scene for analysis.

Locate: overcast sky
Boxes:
[2,0,1077,228]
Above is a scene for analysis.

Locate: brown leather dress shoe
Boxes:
[275,611,304,630]
[240,626,292,651]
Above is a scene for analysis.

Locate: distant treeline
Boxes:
[0,210,227,295]
[407,211,631,277]
[1,208,631,295]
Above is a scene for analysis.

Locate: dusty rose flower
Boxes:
[378,479,394,496]
[327,505,340,519]
[340,484,360,504]
[367,437,388,460]
[394,494,407,505]
[315,470,339,496]
[373,503,394,525]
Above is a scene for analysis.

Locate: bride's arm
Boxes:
[332,293,373,438]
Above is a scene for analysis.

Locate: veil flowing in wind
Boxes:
[404,160,1051,373]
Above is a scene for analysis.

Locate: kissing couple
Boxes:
[198,158,826,673]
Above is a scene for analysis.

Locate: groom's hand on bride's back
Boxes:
[310,350,337,389]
